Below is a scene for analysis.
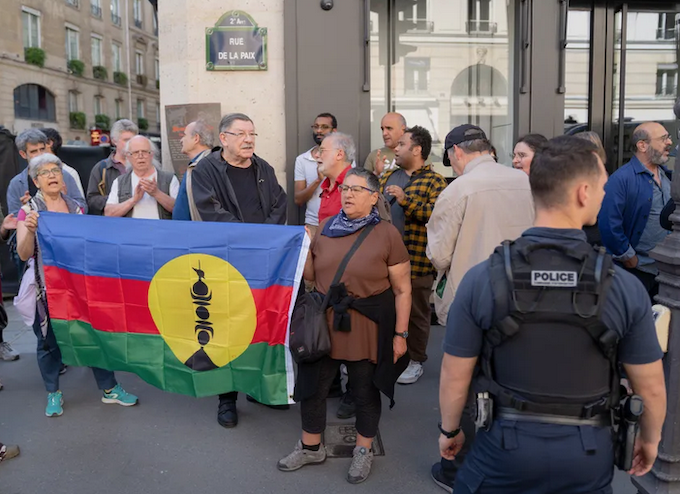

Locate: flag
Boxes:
[37,212,309,404]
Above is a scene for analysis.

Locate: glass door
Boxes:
[370,0,516,177]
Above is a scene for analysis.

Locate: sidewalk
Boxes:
[0,304,637,494]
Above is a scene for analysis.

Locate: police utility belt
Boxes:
[474,239,622,430]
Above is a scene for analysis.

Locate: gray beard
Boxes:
[648,147,670,165]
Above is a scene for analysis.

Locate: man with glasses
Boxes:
[294,113,337,238]
[189,112,287,428]
[317,133,356,224]
[104,135,179,219]
[599,122,673,300]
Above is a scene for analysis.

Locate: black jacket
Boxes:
[190,150,287,224]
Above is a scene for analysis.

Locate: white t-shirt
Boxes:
[107,170,180,219]
[62,162,85,196]
[294,148,322,226]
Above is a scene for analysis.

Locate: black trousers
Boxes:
[301,356,381,438]
[623,266,658,303]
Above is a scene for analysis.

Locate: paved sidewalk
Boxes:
[0,304,637,494]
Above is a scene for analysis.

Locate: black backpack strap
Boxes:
[388,173,418,206]
[321,223,376,310]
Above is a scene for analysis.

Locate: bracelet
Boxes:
[438,422,461,439]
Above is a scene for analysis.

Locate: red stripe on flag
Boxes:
[43,266,293,345]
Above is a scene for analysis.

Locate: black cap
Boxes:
[442,124,487,167]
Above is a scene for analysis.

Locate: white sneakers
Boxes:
[397,360,424,385]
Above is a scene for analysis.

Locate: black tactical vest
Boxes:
[479,237,620,418]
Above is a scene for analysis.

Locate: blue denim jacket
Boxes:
[6,167,87,215]
[598,155,671,260]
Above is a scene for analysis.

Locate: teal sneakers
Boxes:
[46,391,64,417]
[101,384,138,406]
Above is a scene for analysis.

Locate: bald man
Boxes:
[364,113,405,175]
[599,121,673,300]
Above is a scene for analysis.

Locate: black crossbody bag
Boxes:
[289,223,376,364]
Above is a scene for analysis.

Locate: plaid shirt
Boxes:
[380,165,448,278]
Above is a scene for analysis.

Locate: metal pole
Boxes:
[634,168,680,494]
[124,0,132,119]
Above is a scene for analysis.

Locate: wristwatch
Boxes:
[438,422,461,439]
[395,331,409,338]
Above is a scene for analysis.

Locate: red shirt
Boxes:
[318,166,351,223]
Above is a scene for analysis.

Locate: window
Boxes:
[153,13,158,35]
[65,0,79,8]
[112,43,122,72]
[405,58,430,93]
[110,0,121,25]
[91,35,102,66]
[658,13,677,40]
[133,0,142,28]
[90,0,102,18]
[94,95,104,115]
[468,0,495,34]
[135,51,144,75]
[14,84,56,121]
[22,7,41,48]
[154,57,159,81]
[115,99,123,119]
[65,27,79,61]
[656,66,678,97]
[137,98,145,119]
[68,90,78,112]
[155,102,160,127]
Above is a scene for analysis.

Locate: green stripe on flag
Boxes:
[51,319,292,404]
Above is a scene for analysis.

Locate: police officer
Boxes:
[437,136,666,493]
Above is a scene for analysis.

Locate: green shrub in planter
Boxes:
[24,47,45,68]
[138,117,149,131]
[68,59,85,77]
[95,114,111,131]
[69,111,86,130]
[114,71,128,86]
[93,65,108,81]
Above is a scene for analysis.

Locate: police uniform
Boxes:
[445,227,663,494]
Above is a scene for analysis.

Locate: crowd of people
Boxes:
[0,111,671,493]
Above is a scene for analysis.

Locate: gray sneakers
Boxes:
[347,446,374,484]
[277,440,327,472]
[0,342,19,361]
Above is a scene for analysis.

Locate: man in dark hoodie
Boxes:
[190,112,288,428]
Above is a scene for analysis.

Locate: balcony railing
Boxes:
[134,18,143,29]
[403,19,434,33]
[66,0,79,8]
[656,27,676,40]
[91,4,102,18]
[467,20,498,35]
[136,74,148,87]
[111,13,121,26]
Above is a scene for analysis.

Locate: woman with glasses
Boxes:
[511,134,548,174]
[278,168,411,484]
[104,135,178,219]
[16,154,138,417]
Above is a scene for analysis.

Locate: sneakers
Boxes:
[102,384,138,406]
[277,440,327,472]
[397,360,424,385]
[0,342,19,361]
[46,391,64,417]
[0,443,20,462]
[336,391,356,419]
[347,446,374,484]
[431,462,455,493]
[59,364,68,375]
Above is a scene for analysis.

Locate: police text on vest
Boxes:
[531,271,577,287]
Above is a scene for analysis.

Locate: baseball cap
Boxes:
[442,124,488,167]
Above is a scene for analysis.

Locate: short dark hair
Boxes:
[40,128,63,156]
[530,135,601,209]
[517,133,548,153]
[630,126,650,153]
[316,112,337,129]
[405,125,432,160]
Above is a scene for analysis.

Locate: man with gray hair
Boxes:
[7,129,86,215]
[190,112,287,428]
[317,132,356,223]
[86,119,138,215]
[173,120,214,220]
[104,135,178,219]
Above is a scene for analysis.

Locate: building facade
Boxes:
[0,0,160,141]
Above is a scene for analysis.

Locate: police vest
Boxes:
[479,237,621,418]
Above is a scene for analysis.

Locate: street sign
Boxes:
[205,11,267,71]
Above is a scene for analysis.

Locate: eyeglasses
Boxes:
[317,147,337,155]
[222,131,258,139]
[311,125,332,131]
[647,134,672,142]
[36,167,62,178]
[511,152,530,160]
[127,150,153,158]
[338,184,375,194]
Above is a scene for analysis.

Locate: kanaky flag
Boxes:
[37,212,309,404]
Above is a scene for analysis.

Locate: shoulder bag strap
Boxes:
[98,165,107,196]
[321,223,376,309]
[388,173,418,206]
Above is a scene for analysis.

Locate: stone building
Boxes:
[0,0,160,141]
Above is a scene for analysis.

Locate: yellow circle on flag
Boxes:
[148,254,257,371]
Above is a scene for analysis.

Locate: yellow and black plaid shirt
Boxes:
[380,165,448,279]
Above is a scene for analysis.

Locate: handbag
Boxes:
[289,223,376,364]
[14,258,36,326]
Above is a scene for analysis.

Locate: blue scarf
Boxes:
[322,207,381,238]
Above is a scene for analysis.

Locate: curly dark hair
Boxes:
[405,125,432,160]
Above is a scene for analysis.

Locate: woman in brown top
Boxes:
[278,168,411,484]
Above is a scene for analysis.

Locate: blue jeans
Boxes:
[32,314,117,393]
